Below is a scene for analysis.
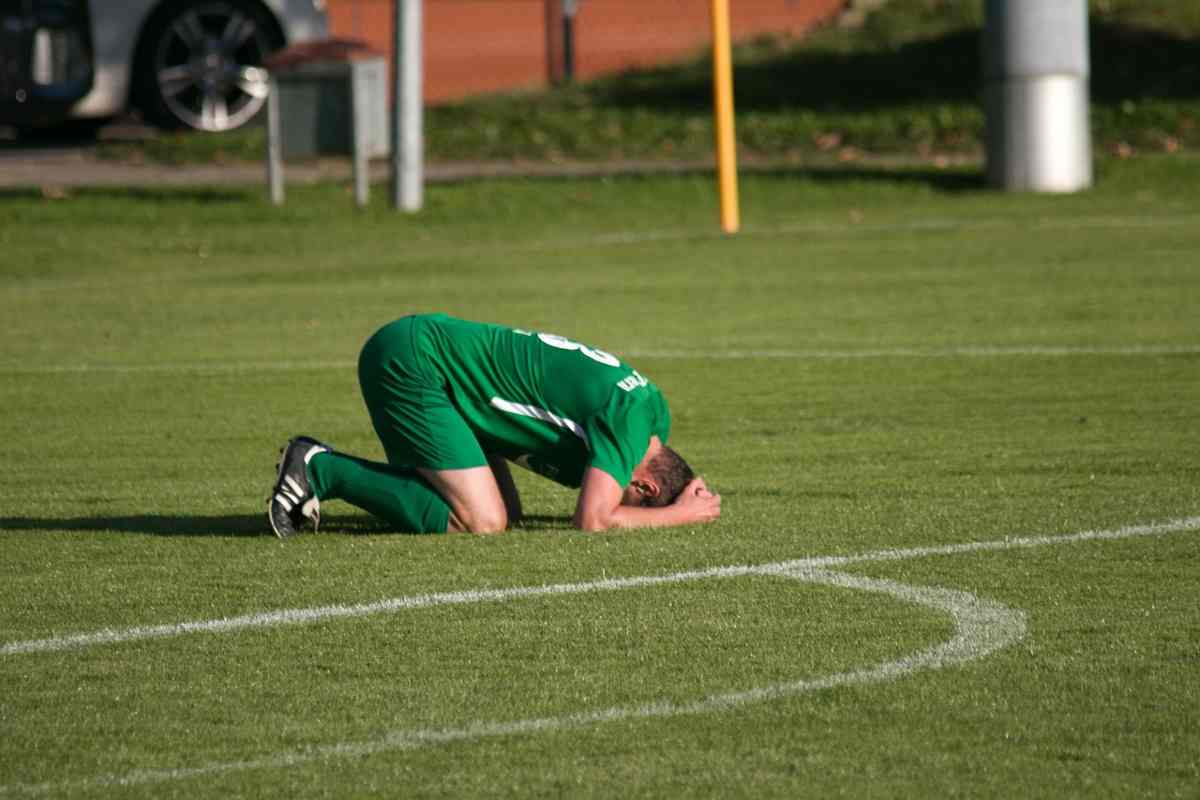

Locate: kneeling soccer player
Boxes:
[268,313,721,535]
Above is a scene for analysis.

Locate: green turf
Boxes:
[1,156,1198,797]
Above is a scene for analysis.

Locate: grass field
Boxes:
[1,155,1198,797]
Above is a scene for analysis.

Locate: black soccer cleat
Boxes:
[268,436,330,538]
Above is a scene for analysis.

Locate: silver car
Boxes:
[1,0,328,135]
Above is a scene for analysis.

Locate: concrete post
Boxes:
[350,62,370,208]
[983,0,1092,192]
[266,76,284,205]
[391,0,423,212]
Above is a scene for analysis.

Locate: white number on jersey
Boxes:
[530,331,622,368]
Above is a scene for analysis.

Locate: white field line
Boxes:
[532,212,1200,251]
[1,344,1197,376]
[531,212,1200,248]
[624,344,1200,360]
[0,566,1027,796]
[1,517,1194,795]
[1,208,1197,302]
[3,209,1197,298]
[755,515,1200,573]
[4,516,1196,658]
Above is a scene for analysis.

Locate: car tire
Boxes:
[134,0,284,132]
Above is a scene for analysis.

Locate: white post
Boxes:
[984,0,1092,192]
[391,0,424,211]
[266,76,284,205]
[350,62,370,209]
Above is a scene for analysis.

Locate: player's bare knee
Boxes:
[464,506,508,534]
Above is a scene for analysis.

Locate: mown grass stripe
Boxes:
[4,211,1198,297]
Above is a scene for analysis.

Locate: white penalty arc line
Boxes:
[1,344,1197,375]
[2,568,1026,796]
[4,516,1197,658]
[1,516,1196,796]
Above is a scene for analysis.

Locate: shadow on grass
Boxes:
[590,21,1200,113]
[1,515,268,537]
[0,513,575,536]
[748,164,985,192]
[325,514,575,534]
[591,29,980,113]
[0,186,250,204]
[437,162,986,193]
[0,188,48,201]
[512,514,574,532]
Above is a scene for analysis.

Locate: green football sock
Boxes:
[306,451,451,534]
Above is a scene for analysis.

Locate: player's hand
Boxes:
[673,477,721,523]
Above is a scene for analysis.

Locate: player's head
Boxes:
[625,445,695,508]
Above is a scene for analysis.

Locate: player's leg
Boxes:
[357,316,509,534]
[269,436,455,535]
[415,465,507,534]
[269,317,454,537]
[306,451,453,533]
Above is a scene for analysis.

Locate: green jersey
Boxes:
[409,314,671,488]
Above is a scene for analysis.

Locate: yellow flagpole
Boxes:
[710,0,740,234]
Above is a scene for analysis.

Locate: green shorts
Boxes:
[357,315,488,471]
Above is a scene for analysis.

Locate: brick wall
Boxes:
[326,0,846,102]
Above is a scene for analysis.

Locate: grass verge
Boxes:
[92,0,1200,166]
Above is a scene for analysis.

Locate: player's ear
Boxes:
[635,479,661,502]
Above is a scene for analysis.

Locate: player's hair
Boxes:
[643,446,695,507]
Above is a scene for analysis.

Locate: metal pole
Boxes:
[984,0,1092,192]
[562,0,577,82]
[391,0,423,211]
